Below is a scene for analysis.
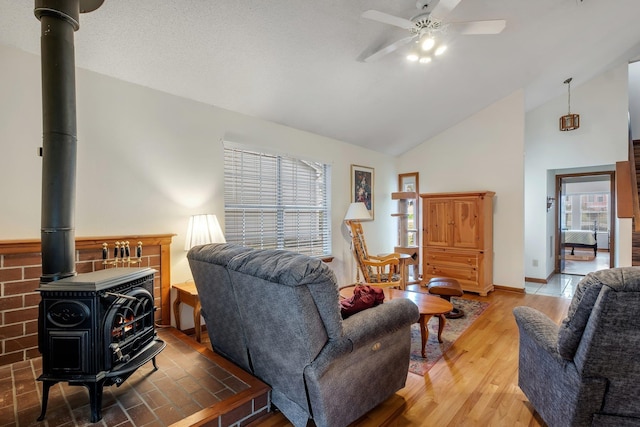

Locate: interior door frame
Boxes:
[554,171,615,273]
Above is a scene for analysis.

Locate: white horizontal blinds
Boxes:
[224,145,331,257]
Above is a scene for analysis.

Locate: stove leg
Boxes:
[85,379,106,423]
[37,380,57,421]
[151,356,158,371]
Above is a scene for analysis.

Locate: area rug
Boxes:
[408,297,490,376]
[565,252,596,261]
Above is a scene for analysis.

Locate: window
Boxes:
[580,193,609,232]
[562,192,609,232]
[223,144,331,257]
[562,194,572,229]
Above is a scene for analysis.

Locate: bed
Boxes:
[562,225,597,256]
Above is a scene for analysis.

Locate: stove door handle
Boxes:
[110,343,131,363]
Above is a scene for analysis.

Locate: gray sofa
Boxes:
[187,243,419,427]
[514,267,640,427]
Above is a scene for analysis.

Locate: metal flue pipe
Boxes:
[34,0,103,282]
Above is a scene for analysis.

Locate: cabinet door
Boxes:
[424,199,450,247]
[451,197,481,249]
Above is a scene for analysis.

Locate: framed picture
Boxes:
[398,172,419,194]
[351,164,374,219]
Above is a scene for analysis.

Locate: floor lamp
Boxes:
[344,202,371,283]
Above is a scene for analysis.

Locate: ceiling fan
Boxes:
[361,0,506,63]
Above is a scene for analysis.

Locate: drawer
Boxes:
[423,264,478,282]
[425,250,479,267]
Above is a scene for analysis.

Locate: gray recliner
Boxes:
[187,243,419,427]
[513,267,640,427]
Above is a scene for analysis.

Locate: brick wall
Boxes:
[0,234,174,367]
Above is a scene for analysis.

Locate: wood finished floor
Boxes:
[252,289,571,427]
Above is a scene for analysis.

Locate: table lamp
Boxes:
[184,214,226,251]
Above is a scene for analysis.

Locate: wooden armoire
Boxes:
[421,191,495,296]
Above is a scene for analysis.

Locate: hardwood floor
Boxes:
[253,289,570,427]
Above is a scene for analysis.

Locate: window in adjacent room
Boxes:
[562,192,609,232]
[223,143,331,257]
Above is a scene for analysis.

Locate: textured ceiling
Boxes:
[2,0,640,156]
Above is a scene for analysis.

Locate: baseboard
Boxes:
[494,284,525,293]
[524,270,556,284]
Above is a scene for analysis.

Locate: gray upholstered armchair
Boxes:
[187,243,419,427]
[513,267,640,427]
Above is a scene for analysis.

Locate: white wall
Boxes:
[397,91,526,290]
[524,64,630,279]
[0,45,42,237]
[3,39,634,300]
[629,61,640,140]
[0,44,398,288]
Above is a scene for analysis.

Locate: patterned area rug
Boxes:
[408,297,490,376]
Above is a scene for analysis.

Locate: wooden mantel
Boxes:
[0,233,175,325]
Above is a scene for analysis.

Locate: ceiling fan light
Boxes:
[421,37,435,51]
[406,53,419,62]
[435,45,447,56]
[419,56,432,64]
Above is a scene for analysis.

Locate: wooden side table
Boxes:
[377,252,411,290]
[172,281,203,343]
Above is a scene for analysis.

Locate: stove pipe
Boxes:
[35,0,103,282]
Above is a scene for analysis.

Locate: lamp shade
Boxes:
[184,214,226,250]
[344,202,371,222]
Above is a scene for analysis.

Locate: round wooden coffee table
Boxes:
[388,289,453,357]
[339,286,453,357]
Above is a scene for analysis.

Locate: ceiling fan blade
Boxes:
[429,0,462,21]
[449,19,506,35]
[362,10,414,29]
[363,35,416,62]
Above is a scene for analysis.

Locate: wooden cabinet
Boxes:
[421,191,495,296]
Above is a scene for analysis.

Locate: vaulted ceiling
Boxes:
[2,0,640,155]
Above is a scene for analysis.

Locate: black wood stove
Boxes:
[33,0,165,423]
[37,267,165,422]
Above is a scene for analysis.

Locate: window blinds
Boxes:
[223,144,331,257]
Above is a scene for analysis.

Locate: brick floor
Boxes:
[0,328,270,427]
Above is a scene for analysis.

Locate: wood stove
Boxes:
[33,1,166,422]
[37,267,165,422]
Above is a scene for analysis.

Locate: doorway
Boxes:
[555,172,614,275]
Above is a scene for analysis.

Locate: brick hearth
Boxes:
[0,328,271,426]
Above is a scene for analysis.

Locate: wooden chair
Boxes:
[347,221,405,289]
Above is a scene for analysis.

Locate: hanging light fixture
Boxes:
[406,26,447,64]
[406,30,447,65]
[559,77,580,131]
[421,36,435,51]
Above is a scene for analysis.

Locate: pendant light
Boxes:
[559,77,580,131]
